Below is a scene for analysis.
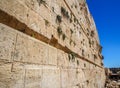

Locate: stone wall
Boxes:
[0,0,106,88]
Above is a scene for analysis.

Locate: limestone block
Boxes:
[79,59,84,69]
[0,63,12,88]
[83,69,91,82]
[27,10,45,35]
[46,24,54,39]
[21,0,51,22]
[57,49,68,68]
[51,26,59,39]
[0,62,25,88]
[51,0,61,15]
[39,5,51,22]
[48,46,57,65]
[68,56,77,68]
[76,68,86,83]
[21,0,40,13]
[11,63,25,88]
[0,0,17,16]
[76,58,82,69]
[65,37,71,48]
[41,66,60,88]
[61,69,69,88]
[14,32,48,65]
[0,0,28,23]
[89,64,94,69]
[12,1,28,24]
[68,69,77,87]
[0,23,17,62]
[50,12,58,27]
[24,65,42,88]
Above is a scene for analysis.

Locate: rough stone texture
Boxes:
[41,66,60,88]
[0,25,17,62]
[0,0,106,88]
[14,32,48,65]
[0,62,25,88]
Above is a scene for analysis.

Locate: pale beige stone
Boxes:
[0,0,106,87]
[57,49,68,68]
[0,23,17,62]
[68,69,77,87]
[41,66,60,88]
[48,46,57,65]
[24,65,42,88]
[14,32,48,65]
[0,62,25,88]
[61,69,69,88]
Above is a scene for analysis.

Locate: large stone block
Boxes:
[57,49,68,68]
[0,62,25,88]
[46,24,54,39]
[14,32,48,65]
[24,65,42,88]
[48,46,57,65]
[61,69,69,88]
[0,23,17,62]
[76,68,86,83]
[0,0,28,23]
[41,66,60,88]
[68,69,77,87]
[27,9,46,36]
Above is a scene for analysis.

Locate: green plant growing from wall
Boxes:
[56,15,62,23]
[37,0,46,6]
[70,18,73,23]
[57,26,62,37]
[68,52,76,62]
[31,33,35,38]
[66,12,69,19]
[62,33,66,41]
[77,60,79,65]
[61,7,66,15]
[61,7,69,19]
[74,17,77,23]
[89,39,92,47]
[91,30,95,37]
[44,19,49,26]
[70,29,73,35]
[75,5,77,8]
[82,49,85,56]
[52,7,54,12]
[70,39,72,45]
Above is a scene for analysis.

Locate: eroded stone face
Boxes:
[14,32,48,65]
[24,65,42,88]
[0,62,25,88]
[0,23,17,62]
[0,0,105,87]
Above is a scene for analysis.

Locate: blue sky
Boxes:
[86,0,120,68]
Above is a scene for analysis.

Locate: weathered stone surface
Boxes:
[48,46,57,65]
[0,23,17,62]
[57,49,68,67]
[0,62,25,88]
[0,0,106,87]
[14,32,48,65]
[61,69,69,88]
[41,66,60,88]
[24,65,42,88]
